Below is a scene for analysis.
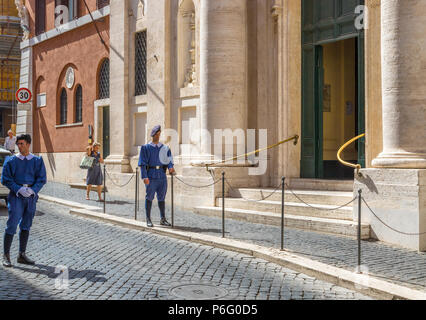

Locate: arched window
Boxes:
[60,88,67,124]
[75,85,83,123]
[98,59,110,99]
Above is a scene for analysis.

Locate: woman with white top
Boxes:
[4,130,16,154]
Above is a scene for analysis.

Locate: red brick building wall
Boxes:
[25,0,109,153]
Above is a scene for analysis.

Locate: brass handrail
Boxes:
[192,135,299,170]
[337,133,365,176]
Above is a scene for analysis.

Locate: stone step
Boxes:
[193,206,370,239]
[230,188,354,206]
[217,198,353,221]
[288,178,354,192]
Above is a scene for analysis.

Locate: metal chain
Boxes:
[225,179,283,203]
[104,167,136,188]
[174,175,222,189]
[285,183,357,211]
[362,198,426,236]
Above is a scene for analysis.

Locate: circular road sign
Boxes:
[16,88,32,104]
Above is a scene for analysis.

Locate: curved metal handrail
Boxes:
[337,133,365,176]
[192,135,299,170]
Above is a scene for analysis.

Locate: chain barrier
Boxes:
[174,175,222,189]
[284,183,357,211]
[104,167,136,188]
[362,198,426,236]
[225,179,283,203]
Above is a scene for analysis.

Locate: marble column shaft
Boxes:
[373,0,426,168]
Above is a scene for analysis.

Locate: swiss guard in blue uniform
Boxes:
[2,134,47,268]
[138,125,175,228]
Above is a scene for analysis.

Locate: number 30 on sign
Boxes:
[16,88,32,104]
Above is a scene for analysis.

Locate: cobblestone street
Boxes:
[0,200,372,300]
[40,182,426,292]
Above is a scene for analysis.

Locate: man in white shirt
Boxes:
[4,130,16,154]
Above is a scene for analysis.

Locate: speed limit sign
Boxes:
[16,88,32,104]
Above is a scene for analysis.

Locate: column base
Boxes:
[354,168,426,251]
[104,155,132,173]
[372,152,426,169]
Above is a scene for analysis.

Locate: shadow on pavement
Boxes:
[173,225,225,234]
[13,264,107,283]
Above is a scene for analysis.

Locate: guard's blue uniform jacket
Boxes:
[138,142,173,201]
[1,153,47,235]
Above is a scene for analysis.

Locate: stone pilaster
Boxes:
[107,0,131,172]
[146,0,171,142]
[16,44,33,152]
[372,0,426,168]
[199,0,248,159]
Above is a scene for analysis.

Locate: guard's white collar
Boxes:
[149,142,163,148]
[16,153,34,160]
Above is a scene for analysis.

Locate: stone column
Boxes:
[355,0,426,252]
[199,0,248,158]
[372,0,426,168]
[106,0,131,172]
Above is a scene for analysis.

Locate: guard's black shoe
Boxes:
[17,252,35,265]
[160,219,172,227]
[2,254,12,268]
[146,219,154,228]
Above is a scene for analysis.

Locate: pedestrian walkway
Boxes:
[39,182,426,293]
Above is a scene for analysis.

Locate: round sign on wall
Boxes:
[65,67,75,89]
[16,88,32,104]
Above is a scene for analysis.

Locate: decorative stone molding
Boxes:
[178,0,198,89]
[15,0,30,40]
[271,4,282,19]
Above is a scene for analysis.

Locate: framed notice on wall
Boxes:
[323,84,331,112]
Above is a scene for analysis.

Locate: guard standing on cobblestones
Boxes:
[138,125,175,228]
[1,134,47,268]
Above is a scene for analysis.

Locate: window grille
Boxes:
[98,59,110,99]
[36,0,46,36]
[135,31,147,96]
[97,0,110,10]
[75,85,83,123]
[60,88,67,125]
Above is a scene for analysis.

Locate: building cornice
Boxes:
[21,6,110,50]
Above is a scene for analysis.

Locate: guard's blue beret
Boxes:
[150,125,161,137]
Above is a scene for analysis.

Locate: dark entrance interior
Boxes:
[301,0,365,180]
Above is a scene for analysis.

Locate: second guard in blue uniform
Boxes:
[1,134,47,268]
[138,125,175,227]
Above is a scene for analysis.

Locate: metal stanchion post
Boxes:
[171,173,174,228]
[135,167,138,220]
[103,164,106,214]
[357,189,362,273]
[222,172,225,238]
[137,167,140,212]
[281,177,285,251]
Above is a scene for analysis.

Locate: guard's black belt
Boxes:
[18,184,33,187]
[146,165,168,171]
